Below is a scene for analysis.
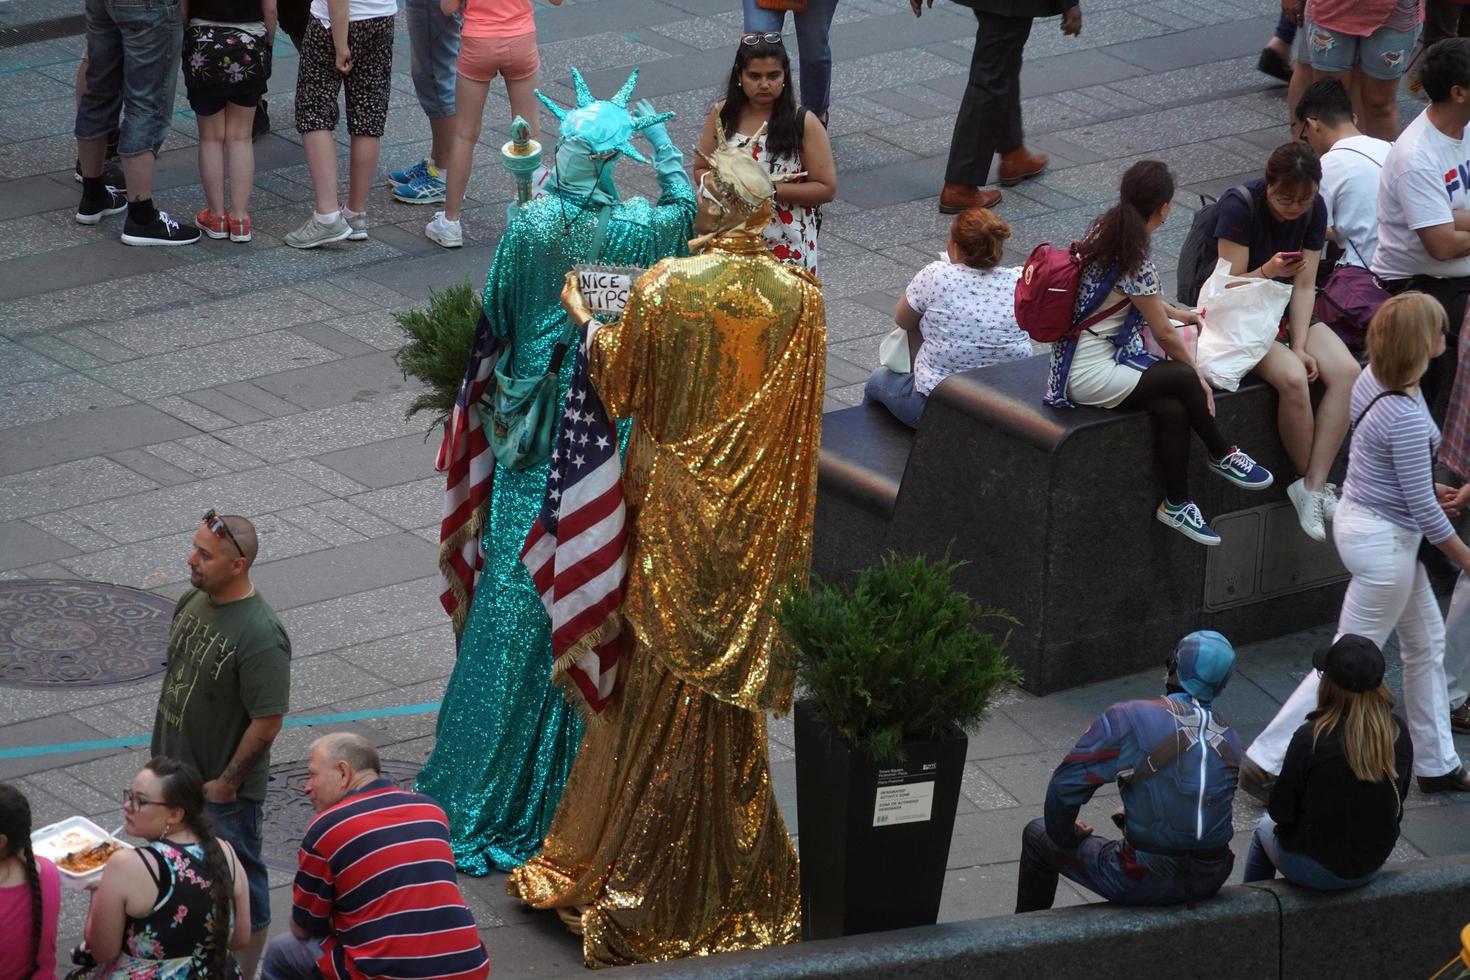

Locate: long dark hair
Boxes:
[147,757,234,977]
[1078,160,1176,276]
[0,783,42,977]
[718,38,804,161]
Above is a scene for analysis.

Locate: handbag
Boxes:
[878,327,911,373]
[1313,239,1389,356]
[486,206,611,471]
[182,23,271,95]
[1194,258,1294,391]
[755,0,808,10]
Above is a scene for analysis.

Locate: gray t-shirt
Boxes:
[151,590,291,802]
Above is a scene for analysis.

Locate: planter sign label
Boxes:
[872,763,937,827]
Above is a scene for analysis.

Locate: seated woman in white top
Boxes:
[864,207,1033,428]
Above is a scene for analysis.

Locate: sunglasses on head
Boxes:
[202,508,243,558]
[741,32,783,45]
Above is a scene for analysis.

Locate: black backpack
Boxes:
[1175,184,1254,306]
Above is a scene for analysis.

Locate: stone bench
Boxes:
[629,855,1470,979]
[813,354,1348,695]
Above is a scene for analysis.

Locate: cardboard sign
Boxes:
[575,264,646,318]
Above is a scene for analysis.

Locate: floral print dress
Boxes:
[84,841,238,980]
[728,129,820,276]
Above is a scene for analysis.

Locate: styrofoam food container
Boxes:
[31,816,127,891]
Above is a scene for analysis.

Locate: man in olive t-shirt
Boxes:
[151,511,290,979]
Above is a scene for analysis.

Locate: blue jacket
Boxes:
[1044,693,1242,857]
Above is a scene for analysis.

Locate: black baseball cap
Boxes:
[1313,634,1385,693]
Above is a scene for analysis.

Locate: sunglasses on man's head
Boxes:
[202,508,243,558]
[741,32,783,45]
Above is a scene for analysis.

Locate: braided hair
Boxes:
[146,758,235,977]
[0,783,43,976]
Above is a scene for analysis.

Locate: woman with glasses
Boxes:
[72,758,249,979]
[1213,141,1361,542]
[695,34,836,275]
[1242,294,1470,801]
[739,3,837,126]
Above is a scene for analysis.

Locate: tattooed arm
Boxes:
[204,714,284,803]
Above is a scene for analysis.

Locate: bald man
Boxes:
[152,510,291,979]
[261,734,490,980]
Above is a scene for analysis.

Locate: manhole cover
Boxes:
[0,579,174,688]
[261,759,423,871]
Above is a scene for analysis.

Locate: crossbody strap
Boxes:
[1351,388,1410,430]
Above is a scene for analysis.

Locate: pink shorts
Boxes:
[457,31,540,82]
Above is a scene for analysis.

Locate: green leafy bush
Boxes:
[778,551,1021,764]
[392,281,482,429]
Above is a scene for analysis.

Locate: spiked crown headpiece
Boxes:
[536,68,673,164]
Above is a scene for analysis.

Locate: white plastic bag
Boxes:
[1193,258,1293,391]
[878,326,911,373]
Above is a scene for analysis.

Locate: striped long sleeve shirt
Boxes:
[1344,368,1456,545]
[292,780,490,980]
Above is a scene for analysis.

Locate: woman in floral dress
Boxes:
[696,33,836,275]
[72,758,248,979]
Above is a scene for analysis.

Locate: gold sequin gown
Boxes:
[506,230,826,968]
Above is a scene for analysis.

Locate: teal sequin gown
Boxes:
[417,182,695,875]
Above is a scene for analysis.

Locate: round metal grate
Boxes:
[0,579,174,688]
[261,759,423,871]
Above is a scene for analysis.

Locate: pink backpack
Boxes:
[1014,242,1128,343]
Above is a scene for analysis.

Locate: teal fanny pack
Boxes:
[485,205,611,471]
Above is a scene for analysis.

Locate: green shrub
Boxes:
[778,551,1021,765]
[391,281,482,429]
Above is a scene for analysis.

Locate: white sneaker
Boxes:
[284,213,351,249]
[1287,478,1326,542]
[344,210,368,241]
[425,211,463,249]
[1320,482,1340,523]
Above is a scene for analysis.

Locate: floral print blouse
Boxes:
[727,129,820,276]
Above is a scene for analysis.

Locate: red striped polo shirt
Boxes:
[291,780,490,979]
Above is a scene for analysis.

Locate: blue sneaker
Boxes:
[1157,499,1221,546]
[1208,446,1273,490]
[387,157,431,187]
[392,167,447,205]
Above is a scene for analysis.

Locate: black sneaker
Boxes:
[252,99,271,142]
[76,186,128,225]
[120,210,201,246]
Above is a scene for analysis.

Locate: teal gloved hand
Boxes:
[633,98,673,151]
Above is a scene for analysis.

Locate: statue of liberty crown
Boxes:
[536,68,674,165]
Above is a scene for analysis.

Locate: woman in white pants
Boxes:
[1242,293,1470,798]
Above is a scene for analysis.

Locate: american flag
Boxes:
[436,311,501,629]
[520,327,628,713]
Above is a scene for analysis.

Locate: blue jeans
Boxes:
[406,0,461,118]
[262,932,324,980]
[206,798,271,931]
[1243,814,1378,890]
[864,367,925,429]
[75,0,181,156]
[742,0,838,118]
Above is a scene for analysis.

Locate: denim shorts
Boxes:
[75,0,182,156]
[1306,20,1422,80]
[206,798,271,931]
[406,0,461,118]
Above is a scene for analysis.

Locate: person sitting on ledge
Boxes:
[1244,635,1412,891]
[1015,631,1242,913]
[863,206,1032,428]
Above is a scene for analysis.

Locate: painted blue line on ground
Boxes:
[0,701,441,762]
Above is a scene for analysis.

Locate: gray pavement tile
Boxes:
[104,448,202,488]
[24,512,117,553]
[826,353,872,387]
[287,651,397,710]
[541,32,675,76]
[252,350,413,412]
[17,334,106,371]
[354,243,498,300]
[0,716,120,781]
[1051,99,1279,157]
[817,247,924,298]
[471,903,585,976]
[86,330,344,400]
[863,87,963,122]
[1036,140,1261,206]
[217,390,427,462]
[0,237,196,302]
[0,68,73,108]
[961,761,1023,811]
[251,532,436,611]
[0,519,79,571]
[333,625,458,687]
[314,431,441,490]
[0,210,95,263]
[0,457,157,523]
[829,154,947,210]
[350,476,442,531]
[278,499,402,542]
[1400,799,1470,858]
[278,458,373,497]
[825,382,865,408]
[53,327,140,364]
[0,271,210,338]
[1108,55,1275,105]
[830,132,923,173]
[286,321,383,359]
[964,711,1047,761]
[824,296,900,345]
[179,388,272,425]
[830,49,969,101]
[0,374,133,431]
[646,8,744,50]
[146,395,236,432]
[1103,14,1275,71]
[147,434,269,478]
[940,862,1094,922]
[0,402,197,479]
[307,309,413,352]
[277,576,446,657]
[170,239,407,298]
[91,287,342,355]
[58,467,333,544]
[213,381,305,418]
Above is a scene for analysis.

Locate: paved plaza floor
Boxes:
[2,0,1468,974]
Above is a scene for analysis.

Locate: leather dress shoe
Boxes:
[1237,756,1276,804]
[1417,765,1470,794]
[938,182,1002,214]
[998,147,1048,186]
[1450,702,1470,733]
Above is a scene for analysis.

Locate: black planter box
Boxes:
[794,699,968,940]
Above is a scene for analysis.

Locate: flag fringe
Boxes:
[550,613,623,721]
[438,502,487,636]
